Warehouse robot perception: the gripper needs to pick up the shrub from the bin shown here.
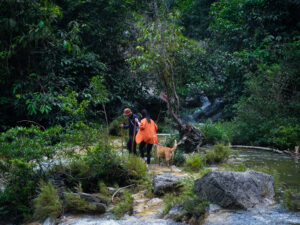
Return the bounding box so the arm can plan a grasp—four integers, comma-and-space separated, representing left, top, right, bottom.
184, 154, 203, 172
199, 121, 233, 145
283, 188, 300, 211
205, 144, 231, 164
0, 159, 39, 223
173, 149, 186, 166
112, 191, 133, 218
33, 182, 62, 220
109, 116, 128, 136
125, 155, 148, 183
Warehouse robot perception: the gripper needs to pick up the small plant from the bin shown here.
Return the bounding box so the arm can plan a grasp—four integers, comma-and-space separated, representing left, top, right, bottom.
222, 163, 247, 172
125, 155, 148, 183
205, 144, 231, 164
162, 178, 209, 219
109, 116, 128, 136
33, 181, 62, 220
173, 149, 186, 166
112, 191, 133, 218
283, 188, 300, 211
184, 154, 203, 172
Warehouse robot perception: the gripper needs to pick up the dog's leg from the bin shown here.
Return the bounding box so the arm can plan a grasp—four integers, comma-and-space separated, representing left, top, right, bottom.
157, 156, 160, 166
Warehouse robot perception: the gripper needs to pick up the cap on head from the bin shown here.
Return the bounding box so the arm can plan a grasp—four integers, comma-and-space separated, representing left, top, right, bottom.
123, 108, 132, 116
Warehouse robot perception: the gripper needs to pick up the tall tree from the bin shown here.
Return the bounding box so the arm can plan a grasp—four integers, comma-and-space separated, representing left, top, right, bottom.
128, 0, 205, 151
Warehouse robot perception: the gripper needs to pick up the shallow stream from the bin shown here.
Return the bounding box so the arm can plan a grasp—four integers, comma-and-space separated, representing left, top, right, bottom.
55, 148, 300, 225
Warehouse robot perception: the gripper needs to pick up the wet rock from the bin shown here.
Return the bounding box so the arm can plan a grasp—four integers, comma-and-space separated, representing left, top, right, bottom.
43, 217, 56, 225
163, 204, 184, 221
291, 193, 300, 211
78, 192, 108, 205
147, 198, 163, 207
153, 174, 183, 196
194, 170, 274, 209
64, 192, 106, 214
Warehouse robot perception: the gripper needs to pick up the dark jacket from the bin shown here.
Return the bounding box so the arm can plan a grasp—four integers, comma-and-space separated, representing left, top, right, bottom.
123, 113, 140, 137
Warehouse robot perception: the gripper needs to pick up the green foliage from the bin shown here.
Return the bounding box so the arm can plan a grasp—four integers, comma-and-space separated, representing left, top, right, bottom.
112, 191, 133, 218
125, 155, 148, 183
184, 154, 203, 172
0, 159, 39, 223
109, 116, 128, 136
33, 181, 62, 220
222, 163, 247, 172
0, 126, 58, 164
59, 87, 90, 122
283, 188, 300, 211
64, 192, 97, 213
173, 149, 186, 166
199, 121, 233, 144
205, 144, 231, 164
162, 178, 209, 218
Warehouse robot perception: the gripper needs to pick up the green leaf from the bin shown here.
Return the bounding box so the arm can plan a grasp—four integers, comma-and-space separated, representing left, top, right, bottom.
63, 40, 72, 52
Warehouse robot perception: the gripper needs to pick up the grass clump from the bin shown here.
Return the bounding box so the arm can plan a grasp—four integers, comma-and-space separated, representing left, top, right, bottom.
173, 149, 186, 166
205, 144, 231, 164
199, 121, 233, 145
283, 188, 300, 211
162, 178, 209, 220
184, 154, 203, 172
112, 191, 133, 218
125, 155, 148, 183
64, 192, 97, 213
33, 181, 62, 220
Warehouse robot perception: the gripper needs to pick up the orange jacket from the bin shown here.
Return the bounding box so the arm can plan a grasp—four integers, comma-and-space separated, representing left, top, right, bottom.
135, 118, 158, 144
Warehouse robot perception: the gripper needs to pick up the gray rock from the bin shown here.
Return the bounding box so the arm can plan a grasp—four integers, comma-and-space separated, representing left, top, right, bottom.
153, 174, 183, 195
163, 204, 184, 221
291, 193, 300, 211
194, 170, 274, 209
78, 192, 107, 205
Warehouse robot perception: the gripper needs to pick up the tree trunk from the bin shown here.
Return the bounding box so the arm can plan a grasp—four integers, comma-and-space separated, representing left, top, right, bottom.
154, 0, 205, 151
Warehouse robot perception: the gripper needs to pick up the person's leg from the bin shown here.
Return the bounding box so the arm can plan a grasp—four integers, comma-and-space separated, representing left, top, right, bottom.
146, 144, 153, 164
127, 137, 131, 152
139, 141, 146, 158
133, 140, 137, 155
127, 136, 136, 154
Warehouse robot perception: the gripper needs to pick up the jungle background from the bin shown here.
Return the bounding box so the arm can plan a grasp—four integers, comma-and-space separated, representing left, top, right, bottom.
0, 0, 300, 223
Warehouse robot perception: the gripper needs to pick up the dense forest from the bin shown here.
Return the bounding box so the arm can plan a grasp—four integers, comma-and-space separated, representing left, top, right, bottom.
0, 0, 300, 224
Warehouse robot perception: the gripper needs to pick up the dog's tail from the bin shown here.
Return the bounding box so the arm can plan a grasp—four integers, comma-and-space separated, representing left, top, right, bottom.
171, 140, 177, 151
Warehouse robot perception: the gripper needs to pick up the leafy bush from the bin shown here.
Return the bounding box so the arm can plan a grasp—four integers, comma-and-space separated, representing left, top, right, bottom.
173, 149, 186, 166
0, 159, 39, 223
109, 116, 128, 136
184, 154, 203, 172
125, 155, 148, 183
0, 126, 57, 163
112, 191, 133, 218
199, 121, 233, 145
205, 144, 231, 164
33, 182, 62, 220
283, 188, 300, 211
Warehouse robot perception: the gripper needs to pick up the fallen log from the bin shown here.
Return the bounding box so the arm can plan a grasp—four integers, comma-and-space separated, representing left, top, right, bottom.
231, 145, 297, 157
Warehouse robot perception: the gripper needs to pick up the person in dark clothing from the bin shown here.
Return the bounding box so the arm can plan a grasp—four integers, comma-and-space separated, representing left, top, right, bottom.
120, 108, 140, 154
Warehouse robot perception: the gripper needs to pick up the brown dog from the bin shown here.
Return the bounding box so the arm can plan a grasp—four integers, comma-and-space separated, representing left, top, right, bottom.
156, 140, 177, 168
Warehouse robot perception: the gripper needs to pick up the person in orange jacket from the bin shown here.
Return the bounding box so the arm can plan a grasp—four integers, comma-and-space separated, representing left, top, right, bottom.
135, 109, 158, 164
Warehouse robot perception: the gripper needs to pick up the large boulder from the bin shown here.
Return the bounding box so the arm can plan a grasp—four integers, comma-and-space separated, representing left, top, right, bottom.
153, 174, 183, 196
194, 170, 274, 209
